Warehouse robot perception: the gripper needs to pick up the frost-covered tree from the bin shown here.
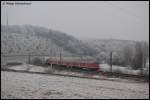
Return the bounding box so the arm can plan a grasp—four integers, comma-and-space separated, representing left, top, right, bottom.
131, 42, 143, 70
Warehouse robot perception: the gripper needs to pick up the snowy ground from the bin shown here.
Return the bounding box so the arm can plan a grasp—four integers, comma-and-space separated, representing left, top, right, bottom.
100, 64, 149, 75
1, 71, 149, 99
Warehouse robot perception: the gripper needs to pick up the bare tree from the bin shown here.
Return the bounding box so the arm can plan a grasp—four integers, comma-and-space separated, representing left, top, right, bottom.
131, 41, 149, 75
141, 42, 149, 69
123, 45, 134, 67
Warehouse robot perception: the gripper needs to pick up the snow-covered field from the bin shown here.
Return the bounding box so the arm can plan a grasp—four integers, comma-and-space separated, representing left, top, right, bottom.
1, 71, 149, 99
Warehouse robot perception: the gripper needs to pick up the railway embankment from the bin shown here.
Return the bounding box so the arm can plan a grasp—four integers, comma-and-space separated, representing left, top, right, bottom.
1, 64, 148, 83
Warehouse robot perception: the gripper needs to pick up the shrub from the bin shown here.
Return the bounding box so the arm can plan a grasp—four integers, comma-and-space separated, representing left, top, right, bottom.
113, 68, 122, 74
45, 67, 53, 73
6, 62, 23, 66
31, 57, 43, 66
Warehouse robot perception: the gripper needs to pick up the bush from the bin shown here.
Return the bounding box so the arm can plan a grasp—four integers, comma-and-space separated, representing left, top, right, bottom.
113, 68, 122, 74
6, 62, 23, 66
31, 57, 43, 66
45, 67, 53, 73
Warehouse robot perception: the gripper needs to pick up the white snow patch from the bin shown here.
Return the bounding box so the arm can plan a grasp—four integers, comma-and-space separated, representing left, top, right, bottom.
29, 66, 45, 72
8, 64, 29, 71
100, 64, 141, 75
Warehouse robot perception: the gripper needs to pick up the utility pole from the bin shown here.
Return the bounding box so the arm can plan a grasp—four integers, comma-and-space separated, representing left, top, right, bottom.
80, 55, 82, 63
28, 53, 31, 64
60, 48, 62, 64
110, 51, 113, 74
6, 3, 9, 28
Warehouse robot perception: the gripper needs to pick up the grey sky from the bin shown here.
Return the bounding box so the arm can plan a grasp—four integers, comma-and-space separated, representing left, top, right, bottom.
1, 1, 149, 41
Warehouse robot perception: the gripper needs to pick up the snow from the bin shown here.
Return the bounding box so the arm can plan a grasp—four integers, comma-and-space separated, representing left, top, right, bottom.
8, 64, 29, 71
29, 66, 45, 72
100, 64, 141, 75
1, 71, 149, 99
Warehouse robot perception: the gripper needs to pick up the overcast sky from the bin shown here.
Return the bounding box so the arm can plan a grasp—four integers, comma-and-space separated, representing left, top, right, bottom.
1, 1, 149, 41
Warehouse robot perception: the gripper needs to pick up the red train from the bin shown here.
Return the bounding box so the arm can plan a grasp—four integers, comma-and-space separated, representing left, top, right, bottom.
46, 57, 99, 71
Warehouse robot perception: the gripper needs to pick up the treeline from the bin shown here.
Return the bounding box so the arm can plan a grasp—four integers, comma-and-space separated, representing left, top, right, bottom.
1, 25, 96, 57
86, 39, 149, 70
1, 25, 149, 71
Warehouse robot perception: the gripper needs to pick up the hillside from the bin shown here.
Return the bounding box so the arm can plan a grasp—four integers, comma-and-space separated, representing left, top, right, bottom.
1, 25, 149, 68
1, 25, 96, 57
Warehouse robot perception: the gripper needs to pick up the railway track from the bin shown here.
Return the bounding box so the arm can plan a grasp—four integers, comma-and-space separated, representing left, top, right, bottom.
99, 71, 146, 79
50, 65, 147, 78
50, 65, 149, 82
1, 69, 109, 81
1, 64, 148, 82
